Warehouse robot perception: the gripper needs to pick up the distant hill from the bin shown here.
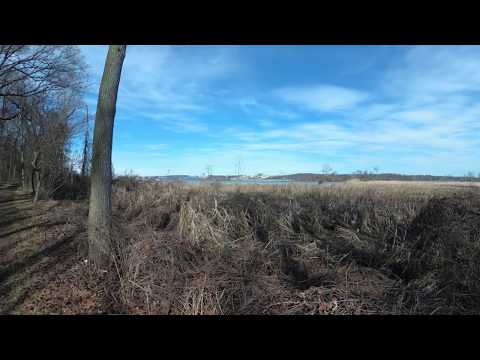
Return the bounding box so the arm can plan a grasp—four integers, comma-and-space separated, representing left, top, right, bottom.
142, 175, 201, 181
268, 173, 479, 182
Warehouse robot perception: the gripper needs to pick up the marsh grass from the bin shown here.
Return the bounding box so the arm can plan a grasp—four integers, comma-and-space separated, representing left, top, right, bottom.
106, 179, 480, 314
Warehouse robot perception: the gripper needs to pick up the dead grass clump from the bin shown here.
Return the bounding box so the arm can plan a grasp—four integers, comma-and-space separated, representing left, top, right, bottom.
114, 227, 284, 314
113, 174, 141, 192
179, 201, 250, 249
113, 182, 189, 229
391, 192, 480, 314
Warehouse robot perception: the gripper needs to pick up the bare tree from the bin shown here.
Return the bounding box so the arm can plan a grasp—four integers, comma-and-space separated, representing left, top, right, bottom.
466, 171, 475, 182
32, 150, 41, 202
1, 45, 87, 202
322, 164, 333, 175
88, 45, 127, 267
234, 157, 243, 177
205, 164, 213, 177
0, 45, 86, 121
80, 105, 91, 177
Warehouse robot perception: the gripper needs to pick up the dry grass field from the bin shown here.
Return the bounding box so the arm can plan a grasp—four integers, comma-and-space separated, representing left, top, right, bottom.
2, 179, 480, 314
102, 179, 480, 314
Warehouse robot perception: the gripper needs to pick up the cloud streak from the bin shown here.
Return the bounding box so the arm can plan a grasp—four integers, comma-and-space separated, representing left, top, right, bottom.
274, 85, 369, 112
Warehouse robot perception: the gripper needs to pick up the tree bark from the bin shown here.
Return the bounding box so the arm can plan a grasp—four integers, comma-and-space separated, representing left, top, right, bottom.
33, 171, 41, 202
7, 151, 13, 181
81, 106, 89, 178
20, 151, 25, 189
11, 161, 16, 182
9, 140, 17, 181
88, 45, 127, 268
31, 150, 40, 202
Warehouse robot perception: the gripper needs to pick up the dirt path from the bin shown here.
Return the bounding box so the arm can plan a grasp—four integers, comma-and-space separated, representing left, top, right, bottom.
0, 183, 39, 312
0, 183, 106, 314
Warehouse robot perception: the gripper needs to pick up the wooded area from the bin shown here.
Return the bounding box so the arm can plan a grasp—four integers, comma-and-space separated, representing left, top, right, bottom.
0, 45, 91, 201
0, 45, 129, 268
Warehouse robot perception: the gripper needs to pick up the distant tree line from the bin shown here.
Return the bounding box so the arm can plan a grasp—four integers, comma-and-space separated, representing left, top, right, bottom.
269, 172, 480, 182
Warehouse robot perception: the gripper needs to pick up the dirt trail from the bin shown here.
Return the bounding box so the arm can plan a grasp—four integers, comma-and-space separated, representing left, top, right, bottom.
0, 183, 104, 314
0, 183, 39, 312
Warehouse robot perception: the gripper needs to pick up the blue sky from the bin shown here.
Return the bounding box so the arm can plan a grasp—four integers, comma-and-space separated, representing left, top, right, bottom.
79, 45, 480, 176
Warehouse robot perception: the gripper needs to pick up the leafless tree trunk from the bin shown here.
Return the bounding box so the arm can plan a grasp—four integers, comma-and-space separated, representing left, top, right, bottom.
70, 162, 74, 185
10, 160, 16, 182
88, 45, 127, 267
32, 150, 41, 202
81, 105, 89, 177
20, 150, 25, 188
34, 172, 41, 202
8, 150, 14, 180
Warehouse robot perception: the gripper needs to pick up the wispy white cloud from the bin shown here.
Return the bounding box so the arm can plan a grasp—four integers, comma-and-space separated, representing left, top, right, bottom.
137, 112, 208, 133
274, 85, 369, 112
81, 45, 242, 132
384, 45, 480, 100
236, 97, 299, 119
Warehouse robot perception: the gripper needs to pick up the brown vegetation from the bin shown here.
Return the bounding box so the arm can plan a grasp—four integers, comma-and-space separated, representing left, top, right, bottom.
2, 179, 479, 314
101, 180, 480, 314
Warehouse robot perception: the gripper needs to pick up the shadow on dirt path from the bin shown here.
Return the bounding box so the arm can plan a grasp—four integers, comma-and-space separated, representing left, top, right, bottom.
0, 183, 98, 314
0, 183, 34, 247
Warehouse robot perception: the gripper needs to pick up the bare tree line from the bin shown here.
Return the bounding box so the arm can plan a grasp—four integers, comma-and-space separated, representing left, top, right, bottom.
0, 44, 129, 274
0, 45, 90, 201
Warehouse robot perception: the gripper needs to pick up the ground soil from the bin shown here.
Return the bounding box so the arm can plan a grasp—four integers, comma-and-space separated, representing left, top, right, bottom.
0, 183, 110, 314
